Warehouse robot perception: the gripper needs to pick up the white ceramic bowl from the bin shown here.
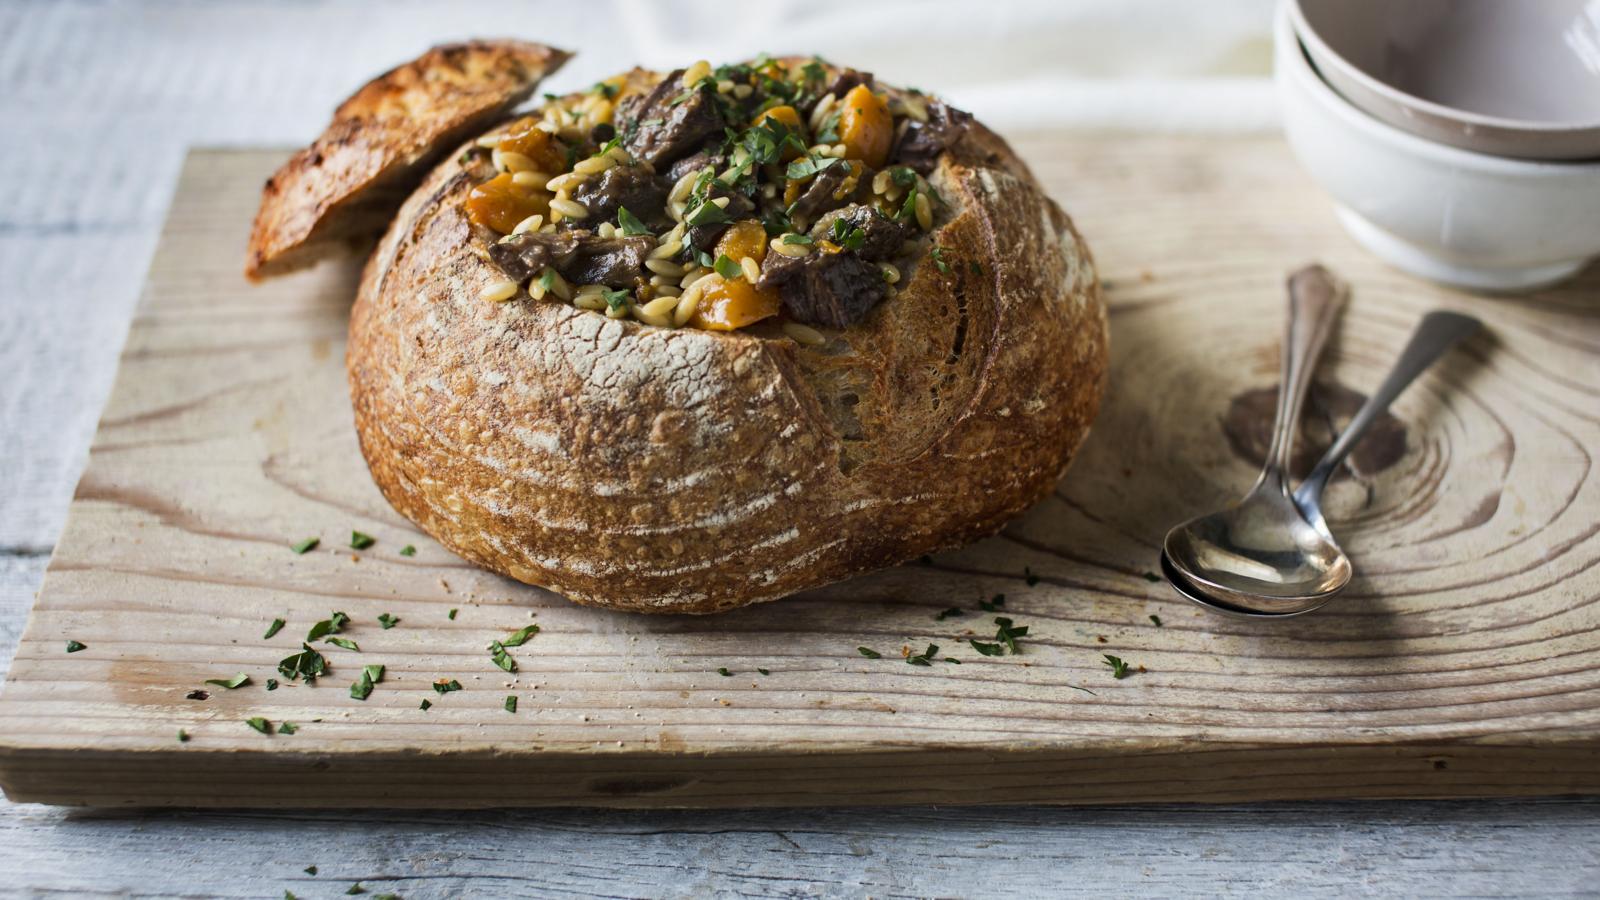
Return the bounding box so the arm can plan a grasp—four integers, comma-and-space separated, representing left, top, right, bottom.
1275, 1, 1600, 292
1292, 0, 1600, 160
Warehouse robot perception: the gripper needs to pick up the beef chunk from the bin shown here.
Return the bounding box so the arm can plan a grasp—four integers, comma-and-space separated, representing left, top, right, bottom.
810, 204, 914, 260
821, 68, 872, 99
573, 164, 669, 228
891, 100, 974, 173
487, 231, 582, 282
665, 148, 725, 185
619, 69, 725, 168
763, 252, 889, 329
788, 161, 855, 224
564, 235, 654, 287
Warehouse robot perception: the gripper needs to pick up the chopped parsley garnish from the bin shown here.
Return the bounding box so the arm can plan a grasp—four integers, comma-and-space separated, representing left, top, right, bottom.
291, 537, 319, 554
536, 269, 557, 294
717, 667, 733, 677
448, 608, 458, 620
592, 80, 619, 98
785, 153, 840, 181
279, 721, 298, 735
935, 607, 964, 621
278, 643, 328, 682
488, 641, 516, 673
685, 199, 732, 227
504, 695, 518, 713
741, 117, 806, 168
305, 866, 318, 876
814, 110, 842, 144
264, 618, 286, 639
930, 246, 951, 274
349, 531, 376, 550
350, 664, 383, 701
889, 166, 918, 189
432, 679, 463, 695
378, 613, 400, 629
616, 205, 650, 236
978, 594, 1006, 612
266, 679, 279, 691
306, 611, 350, 642
757, 668, 771, 676
1149, 614, 1163, 627
1104, 654, 1131, 679
1143, 571, 1162, 583
324, 636, 360, 652
857, 647, 882, 659
829, 217, 865, 251
502, 624, 539, 647
419, 699, 432, 711
969, 640, 1004, 656
713, 254, 742, 280
897, 187, 920, 223
65, 640, 86, 653
905, 644, 940, 666
177, 729, 189, 743
246, 717, 272, 735
204, 673, 251, 689
346, 885, 366, 896
994, 617, 1029, 654
602, 288, 631, 312
780, 233, 814, 245
399, 545, 416, 557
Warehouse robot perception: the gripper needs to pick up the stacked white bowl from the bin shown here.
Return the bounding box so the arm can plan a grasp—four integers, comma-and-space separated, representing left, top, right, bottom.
1277, 0, 1600, 292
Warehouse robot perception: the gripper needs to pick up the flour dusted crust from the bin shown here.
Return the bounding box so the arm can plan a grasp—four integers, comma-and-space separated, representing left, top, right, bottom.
245, 40, 570, 280
344, 66, 1108, 613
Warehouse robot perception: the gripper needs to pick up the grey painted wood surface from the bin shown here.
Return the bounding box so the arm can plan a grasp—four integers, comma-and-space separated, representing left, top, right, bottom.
0, 1, 1594, 896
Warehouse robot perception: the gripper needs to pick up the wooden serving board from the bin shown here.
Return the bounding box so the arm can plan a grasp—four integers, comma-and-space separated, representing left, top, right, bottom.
1, 138, 1598, 808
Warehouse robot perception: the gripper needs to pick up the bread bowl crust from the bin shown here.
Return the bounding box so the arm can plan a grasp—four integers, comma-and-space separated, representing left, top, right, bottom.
245, 40, 570, 280
346, 67, 1108, 613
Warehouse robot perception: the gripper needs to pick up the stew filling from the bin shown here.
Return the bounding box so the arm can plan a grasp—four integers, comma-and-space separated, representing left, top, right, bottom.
463, 56, 972, 338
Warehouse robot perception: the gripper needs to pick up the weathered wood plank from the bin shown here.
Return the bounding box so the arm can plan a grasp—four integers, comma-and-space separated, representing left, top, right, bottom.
0, 140, 1596, 808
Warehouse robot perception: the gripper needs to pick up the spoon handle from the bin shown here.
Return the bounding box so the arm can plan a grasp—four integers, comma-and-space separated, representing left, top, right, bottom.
1294, 310, 1482, 508
1261, 265, 1348, 493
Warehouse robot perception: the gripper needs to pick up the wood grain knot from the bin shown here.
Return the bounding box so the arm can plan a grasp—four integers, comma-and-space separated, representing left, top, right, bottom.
1222, 382, 1407, 479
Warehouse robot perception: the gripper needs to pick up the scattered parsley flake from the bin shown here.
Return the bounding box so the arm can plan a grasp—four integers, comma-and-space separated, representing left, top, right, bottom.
685, 199, 732, 227
346, 885, 366, 896
177, 729, 189, 743
504, 695, 518, 713
1149, 614, 1163, 627
488, 641, 516, 673
501, 624, 540, 647
65, 640, 86, 653
1143, 571, 1162, 583
264, 618, 286, 639
616, 205, 650, 236
602, 289, 631, 313
906, 644, 940, 666
829, 217, 865, 251
350, 664, 383, 701
537, 269, 557, 293
785, 153, 840, 181
717, 667, 733, 677
306, 611, 350, 642
349, 531, 376, 550
324, 636, 360, 652
969, 640, 1004, 657
994, 617, 1029, 654
935, 607, 964, 621
246, 717, 272, 735
448, 609, 458, 620
291, 537, 319, 554
204, 673, 251, 689
781, 233, 814, 245
279, 721, 298, 735
592, 80, 619, 98
378, 613, 400, 629
978, 594, 1006, 612
713, 253, 742, 280
419, 699, 432, 711
278, 643, 328, 682
433, 679, 463, 695
857, 647, 882, 659
266, 679, 279, 691
757, 668, 771, 676
1104, 654, 1131, 679
930, 246, 951, 274
305, 866, 318, 876
399, 545, 416, 557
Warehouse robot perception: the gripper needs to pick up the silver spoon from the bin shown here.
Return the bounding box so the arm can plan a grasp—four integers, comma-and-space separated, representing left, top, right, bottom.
1162, 264, 1348, 616
1164, 307, 1483, 618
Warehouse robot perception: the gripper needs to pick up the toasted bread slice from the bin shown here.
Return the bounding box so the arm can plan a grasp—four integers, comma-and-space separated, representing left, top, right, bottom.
245, 40, 570, 280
